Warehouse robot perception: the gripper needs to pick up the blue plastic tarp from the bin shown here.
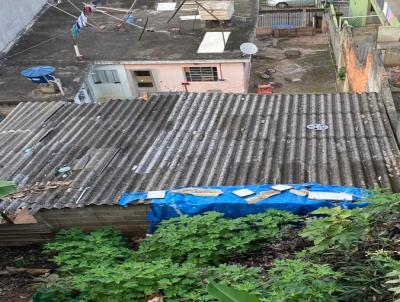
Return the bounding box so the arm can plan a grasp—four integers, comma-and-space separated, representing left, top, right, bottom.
119, 183, 369, 231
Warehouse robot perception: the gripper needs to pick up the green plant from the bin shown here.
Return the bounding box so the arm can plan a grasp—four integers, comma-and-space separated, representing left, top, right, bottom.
13, 255, 34, 268
41, 224, 269, 302
336, 255, 394, 301
369, 250, 400, 301
44, 227, 132, 273
135, 210, 298, 264
207, 281, 262, 302
265, 259, 341, 302
300, 207, 369, 254
73, 260, 265, 302
33, 274, 79, 302
338, 67, 346, 81
0, 180, 16, 197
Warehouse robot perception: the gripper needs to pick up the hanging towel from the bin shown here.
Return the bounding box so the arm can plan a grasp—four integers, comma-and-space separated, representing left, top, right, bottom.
83, 5, 92, 15
77, 12, 87, 27
71, 23, 80, 37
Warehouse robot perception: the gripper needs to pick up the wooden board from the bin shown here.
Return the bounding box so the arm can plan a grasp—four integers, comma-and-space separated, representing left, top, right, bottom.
246, 190, 281, 204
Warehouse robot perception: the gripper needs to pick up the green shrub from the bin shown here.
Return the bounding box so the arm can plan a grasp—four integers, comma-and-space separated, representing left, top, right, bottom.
44, 227, 132, 273
32, 275, 79, 302
73, 260, 265, 302
300, 207, 369, 254
135, 211, 298, 265
338, 67, 346, 81
265, 259, 341, 302
337, 257, 392, 301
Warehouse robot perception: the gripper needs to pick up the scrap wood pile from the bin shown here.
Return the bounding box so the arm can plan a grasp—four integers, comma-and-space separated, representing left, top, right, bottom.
1, 181, 72, 200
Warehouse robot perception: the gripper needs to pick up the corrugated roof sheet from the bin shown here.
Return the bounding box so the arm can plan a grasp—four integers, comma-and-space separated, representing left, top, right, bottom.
0, 92, 400, 213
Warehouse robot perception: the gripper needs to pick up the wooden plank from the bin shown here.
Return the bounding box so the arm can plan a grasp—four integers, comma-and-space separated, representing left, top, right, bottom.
0, 223, 54, 246
246, 190, 281, 204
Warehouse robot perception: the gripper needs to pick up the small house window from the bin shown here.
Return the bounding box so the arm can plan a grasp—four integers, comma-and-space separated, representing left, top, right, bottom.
134, 70, 154, 88
91, 70, 120, 84
184, 67, 218, 82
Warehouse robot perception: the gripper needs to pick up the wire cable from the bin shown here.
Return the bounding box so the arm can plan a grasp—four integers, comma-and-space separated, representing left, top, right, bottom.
0, 32, 67, 62
46, 1, 98, 28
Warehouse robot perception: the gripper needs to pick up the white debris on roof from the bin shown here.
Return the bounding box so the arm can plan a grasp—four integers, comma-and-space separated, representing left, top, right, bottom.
156, 2, 176, 11
147, 190, 167, 199
197, 32, 231, 53
308, 192, 353, 201
232, 188, 255, 197
180, 15, 201, 20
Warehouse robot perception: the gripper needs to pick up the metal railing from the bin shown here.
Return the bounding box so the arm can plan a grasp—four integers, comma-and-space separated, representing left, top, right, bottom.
339, 15, 380, 28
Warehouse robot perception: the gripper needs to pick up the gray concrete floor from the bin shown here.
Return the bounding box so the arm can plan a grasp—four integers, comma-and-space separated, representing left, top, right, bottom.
249, 33, 338, 94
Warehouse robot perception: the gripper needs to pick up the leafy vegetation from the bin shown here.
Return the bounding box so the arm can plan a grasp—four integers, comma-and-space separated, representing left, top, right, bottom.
265, 259, 340, 302
135, 210, 298, 264
338, 67, 346, 81
40, 211, 296, 302
35, 191, 400, 302
207, 281, 262, 302
0, 180, 16, 197
300, 207, 369, 253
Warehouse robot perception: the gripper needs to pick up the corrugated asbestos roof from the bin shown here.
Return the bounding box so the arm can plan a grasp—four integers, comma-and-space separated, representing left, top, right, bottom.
0, 92, 400, 213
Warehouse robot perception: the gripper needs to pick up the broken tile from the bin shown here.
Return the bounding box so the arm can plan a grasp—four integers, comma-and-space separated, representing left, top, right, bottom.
232, 188, 255, 197
246, 190, 281, 204
272, 184, 293, 191
147, 191, 166, 199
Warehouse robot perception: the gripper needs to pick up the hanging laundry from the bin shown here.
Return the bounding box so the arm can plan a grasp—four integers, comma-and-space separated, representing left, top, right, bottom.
77, 12, 87, 28
71, 23, 80, 37
83, 5, 92, 15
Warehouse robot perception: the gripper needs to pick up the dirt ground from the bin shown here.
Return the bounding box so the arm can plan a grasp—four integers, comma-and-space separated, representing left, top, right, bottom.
249, 34, 338, 94
0, 245, 52, 302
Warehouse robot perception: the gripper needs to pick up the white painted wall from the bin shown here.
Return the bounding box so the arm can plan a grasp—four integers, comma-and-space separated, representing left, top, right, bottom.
0, 0, 46, 52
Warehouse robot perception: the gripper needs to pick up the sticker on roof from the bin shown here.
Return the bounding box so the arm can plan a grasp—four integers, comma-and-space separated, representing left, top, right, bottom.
156, 2, 176, 11
197, 32, 231, 53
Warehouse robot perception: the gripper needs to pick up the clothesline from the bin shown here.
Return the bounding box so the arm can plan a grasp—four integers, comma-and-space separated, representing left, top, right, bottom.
46, 2, 98, 29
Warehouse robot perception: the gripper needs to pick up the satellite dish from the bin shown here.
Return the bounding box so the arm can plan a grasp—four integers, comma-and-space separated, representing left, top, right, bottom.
240, 42, 258, 55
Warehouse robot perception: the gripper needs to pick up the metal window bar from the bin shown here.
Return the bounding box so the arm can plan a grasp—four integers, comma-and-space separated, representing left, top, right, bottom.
185, 67, 218, 82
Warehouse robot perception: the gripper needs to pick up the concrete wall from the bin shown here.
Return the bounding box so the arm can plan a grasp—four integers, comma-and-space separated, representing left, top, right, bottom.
325, 12, 343, 67
341, 27, 384, 93
124, 62, 249, 95
34, 204, 151, 237
349, 0, 371, 24
377, 26, 400, 67
0, 103, 17, 117
87, 65, 133, 102
0, 0, 46, 52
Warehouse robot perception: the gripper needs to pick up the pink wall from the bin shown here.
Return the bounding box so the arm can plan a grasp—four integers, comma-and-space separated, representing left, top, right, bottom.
124, 62, 250, 95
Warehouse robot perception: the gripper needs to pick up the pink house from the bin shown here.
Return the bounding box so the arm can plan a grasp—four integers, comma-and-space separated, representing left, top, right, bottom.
79, 0, 257, 102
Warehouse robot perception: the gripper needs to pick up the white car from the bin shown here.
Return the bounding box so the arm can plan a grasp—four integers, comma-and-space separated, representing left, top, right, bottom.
267, 0, 316, 8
